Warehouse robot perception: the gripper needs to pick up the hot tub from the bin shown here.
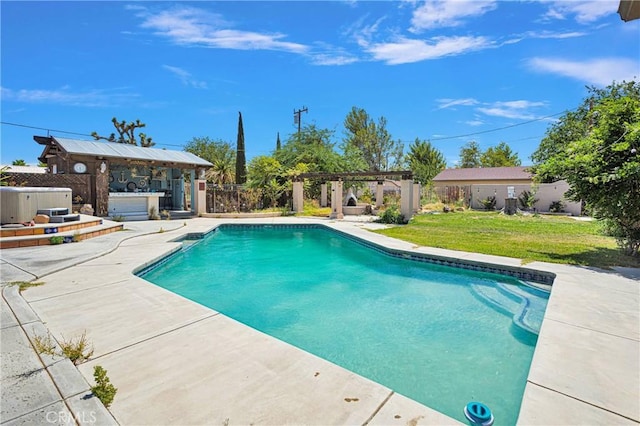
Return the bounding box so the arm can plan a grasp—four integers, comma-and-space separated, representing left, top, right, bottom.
1, 187, 72, 224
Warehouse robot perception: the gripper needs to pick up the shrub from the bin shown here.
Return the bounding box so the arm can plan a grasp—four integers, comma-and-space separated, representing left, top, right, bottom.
549, 201, 564, 213
49, 236, 64, 245
91, 366, 117, 408
358, 188, 373, 204
377, 205, 406, 224
518, 190, 539, 210
479, 196, 496, 211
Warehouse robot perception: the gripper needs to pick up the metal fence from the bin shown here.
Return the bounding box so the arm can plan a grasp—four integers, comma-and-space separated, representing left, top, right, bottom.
205, 184, 277, 213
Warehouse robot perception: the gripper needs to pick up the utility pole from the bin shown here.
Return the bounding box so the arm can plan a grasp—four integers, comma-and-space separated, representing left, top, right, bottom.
293, 106, 308, 135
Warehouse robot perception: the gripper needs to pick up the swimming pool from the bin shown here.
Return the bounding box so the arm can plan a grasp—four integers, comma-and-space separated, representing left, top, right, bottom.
140, 224, 550, 425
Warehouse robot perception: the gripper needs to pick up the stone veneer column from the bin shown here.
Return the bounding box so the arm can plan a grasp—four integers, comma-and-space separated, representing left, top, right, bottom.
329, 180, 344, 219
375, 181, 384, 208
95, 160, 109, 217
413, 182, 421, 213
292, 181, 304, 213
400, 179, 414, 221
320, 183, 328, 207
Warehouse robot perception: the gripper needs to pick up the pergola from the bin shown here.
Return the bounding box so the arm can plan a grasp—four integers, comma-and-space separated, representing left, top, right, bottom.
292, 170, 417, 220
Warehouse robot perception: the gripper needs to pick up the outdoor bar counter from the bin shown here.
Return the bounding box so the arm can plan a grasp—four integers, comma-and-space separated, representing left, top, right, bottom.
108, 192, 165, 220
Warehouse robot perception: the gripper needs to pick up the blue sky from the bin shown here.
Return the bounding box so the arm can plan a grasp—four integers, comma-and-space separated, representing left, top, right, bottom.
1, 1, 638, 168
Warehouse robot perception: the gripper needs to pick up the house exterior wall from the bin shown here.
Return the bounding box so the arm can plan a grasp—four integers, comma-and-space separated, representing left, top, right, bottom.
470, 181, 582, 215
434, 178, 532, 187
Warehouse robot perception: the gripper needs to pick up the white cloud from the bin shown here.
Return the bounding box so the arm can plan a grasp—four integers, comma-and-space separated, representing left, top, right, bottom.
477, 100, 547, 120
541, 0, 618, 24
410, 0, 498, 31
524, 30, 586, 40
366, 35, 493, 64
528, 57, 639, 86
138, 6, 308, 54
0, 86, 139, 107
436, 98, 479, 109
162, 65, 208, 89
311, 54, 359, 66
465, 120, 484, 126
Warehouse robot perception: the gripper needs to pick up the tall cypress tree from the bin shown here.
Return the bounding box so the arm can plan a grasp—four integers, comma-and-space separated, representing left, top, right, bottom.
276, 132, 281, 151
235, 111, 246, 184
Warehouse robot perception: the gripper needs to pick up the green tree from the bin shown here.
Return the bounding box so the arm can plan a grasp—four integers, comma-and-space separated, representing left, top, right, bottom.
235, 112, 247, 184
531, 105, 591, 178
406, 139, 446, 185
458, 141, 482, 168
11, 159, 26, 166
92, 117, 154, 147
275, 124, 342, 173
276, 132, 281, 151
480, 142, 521, 167
533, 81, 640, 256
458, 141, 521, 168
246, 156, 284, 207
184, 137, 236, 185
342, 107, 404, 171
275, 124, 346, 199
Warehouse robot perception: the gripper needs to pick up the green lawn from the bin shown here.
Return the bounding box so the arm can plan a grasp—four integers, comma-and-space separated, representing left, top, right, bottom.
374, 211, 640, 269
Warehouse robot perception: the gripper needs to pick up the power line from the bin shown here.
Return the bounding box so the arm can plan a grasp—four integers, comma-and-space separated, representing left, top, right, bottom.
429, 110, 567, 142
1, 121, 92, 138
0, 121, 186, 148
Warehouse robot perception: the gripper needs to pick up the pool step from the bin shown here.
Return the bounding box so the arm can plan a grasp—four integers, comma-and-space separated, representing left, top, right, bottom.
498, 283, 549, 335
470, 282, 549, 335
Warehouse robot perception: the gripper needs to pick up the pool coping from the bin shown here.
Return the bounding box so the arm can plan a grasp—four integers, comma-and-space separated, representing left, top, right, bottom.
2, 217, 638, 425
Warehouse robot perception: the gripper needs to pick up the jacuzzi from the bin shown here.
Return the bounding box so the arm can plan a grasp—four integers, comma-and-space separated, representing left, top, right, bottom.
0, 187, 72, 224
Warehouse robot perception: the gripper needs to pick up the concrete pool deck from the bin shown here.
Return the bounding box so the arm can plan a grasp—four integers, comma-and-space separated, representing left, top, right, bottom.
1, 217, 638, 425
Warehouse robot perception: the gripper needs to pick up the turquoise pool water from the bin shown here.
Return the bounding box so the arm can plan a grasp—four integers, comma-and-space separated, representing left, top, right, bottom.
140, 225, 549, 425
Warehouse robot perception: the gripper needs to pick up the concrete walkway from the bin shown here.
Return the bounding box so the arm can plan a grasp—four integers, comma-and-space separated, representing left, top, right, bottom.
1, 217, 638, 425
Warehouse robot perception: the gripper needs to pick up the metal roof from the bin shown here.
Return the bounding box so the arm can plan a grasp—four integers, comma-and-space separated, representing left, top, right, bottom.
48, 137, 212, 167
619, 0, 640, 21
0, 165, 47, 174
433, 166, 532, 182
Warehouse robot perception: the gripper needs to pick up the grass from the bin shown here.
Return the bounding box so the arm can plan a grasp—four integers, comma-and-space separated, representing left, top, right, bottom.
296, 200, 332, 217
374, 211, 640, 269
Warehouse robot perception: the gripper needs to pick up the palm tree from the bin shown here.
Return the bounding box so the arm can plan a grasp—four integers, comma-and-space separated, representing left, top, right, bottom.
206, 155, 235, 185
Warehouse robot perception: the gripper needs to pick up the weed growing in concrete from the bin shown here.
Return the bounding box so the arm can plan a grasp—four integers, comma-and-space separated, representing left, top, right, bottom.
158, 227, 165, 233
91, 365, 117, 408
59, 331, 94, 365
148, 206, 160, 220
32, 332, 57, 356
9, 281, 44, 292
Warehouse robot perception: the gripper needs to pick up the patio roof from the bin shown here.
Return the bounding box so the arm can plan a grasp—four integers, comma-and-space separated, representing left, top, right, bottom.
618, 0, 640, 21
35, 136, 212, 167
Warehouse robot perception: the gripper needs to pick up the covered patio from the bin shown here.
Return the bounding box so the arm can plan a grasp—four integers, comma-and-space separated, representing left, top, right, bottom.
35, 136, 212, 220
